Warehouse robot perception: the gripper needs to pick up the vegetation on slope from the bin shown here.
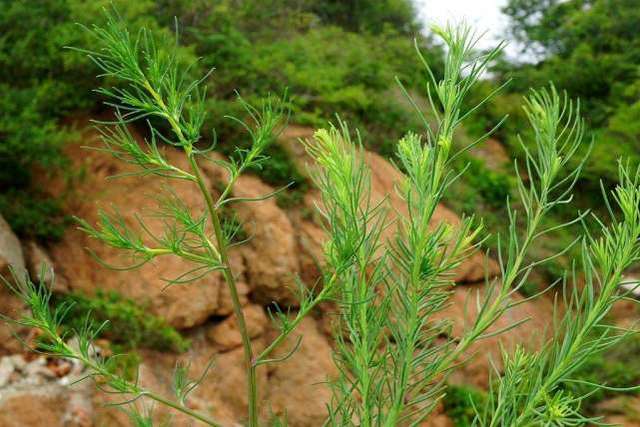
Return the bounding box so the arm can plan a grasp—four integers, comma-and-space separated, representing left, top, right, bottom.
2, 0, 640, 420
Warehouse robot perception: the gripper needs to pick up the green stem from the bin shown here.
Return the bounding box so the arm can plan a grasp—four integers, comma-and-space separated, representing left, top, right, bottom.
255, 275, 335, 364
357, 256, 373, 427
384, 306, 417, 427
436, 201, 545, 378
55, 337, 222, 427
187, 153, 259, 427
144, 391, 221, 426
510, 268, 624, 426
141, 78, 258, 425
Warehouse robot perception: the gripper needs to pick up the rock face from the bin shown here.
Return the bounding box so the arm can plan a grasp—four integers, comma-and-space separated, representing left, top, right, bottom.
0, 214, 26, 279
266, 318, 337, 427
47, 127, 225, 329
0, 351, 94, 427
23, 240, 70, 292
0, 383, 93, 427
229, 174, 300, 305
207, 304, 268, 351
46, 123, 501, 330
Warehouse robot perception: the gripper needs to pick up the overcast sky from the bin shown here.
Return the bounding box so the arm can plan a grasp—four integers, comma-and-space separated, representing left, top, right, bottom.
413, 0, 515, 55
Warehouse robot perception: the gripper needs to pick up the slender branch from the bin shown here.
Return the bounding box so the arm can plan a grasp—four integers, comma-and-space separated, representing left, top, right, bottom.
141, 74, 259, 426
52, 336, 222, 427
255, 274, 337, 364
186, 153, 259, 427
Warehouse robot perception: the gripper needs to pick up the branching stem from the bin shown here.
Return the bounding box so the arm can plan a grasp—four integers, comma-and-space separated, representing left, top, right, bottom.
51, 334, 222, 426
187, 153, 259, 427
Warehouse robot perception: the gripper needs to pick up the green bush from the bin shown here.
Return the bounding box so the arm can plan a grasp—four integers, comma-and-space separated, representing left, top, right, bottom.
54, 290, 190, 353
443, 385, 488, 427
0, 0, 197, 240
458, 156, 512, 209
0, 190, 70, 241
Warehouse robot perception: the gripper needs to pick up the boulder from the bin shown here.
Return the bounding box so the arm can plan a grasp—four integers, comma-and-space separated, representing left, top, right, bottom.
0, 214, 26, 279
214, 279, 250, 317
0, 382, 93, 427
200, 154, 302, 305
231, 175, 300, 305
207, 304, 268, 351
266, 317, 337, 426
23, 240, 70, 292
47, 127, 227, 329
0, 214, 28, 354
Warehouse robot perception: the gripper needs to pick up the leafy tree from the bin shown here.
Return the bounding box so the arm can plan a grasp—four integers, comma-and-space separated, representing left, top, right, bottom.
502, 0, 640, 128
0, 0, 195, 239
309, 0, 419, 34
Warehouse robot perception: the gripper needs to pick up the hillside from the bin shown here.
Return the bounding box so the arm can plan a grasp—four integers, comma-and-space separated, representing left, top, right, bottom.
1, 1, 640, 425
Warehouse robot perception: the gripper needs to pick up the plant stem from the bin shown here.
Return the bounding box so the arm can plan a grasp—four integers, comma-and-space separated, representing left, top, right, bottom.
145, 390, 221, 426
255, 275, 335, 364
357, 254, 373, 427
142, 76, 258, 424
54, 337, 222, 427
509, 268, 624, 426
436, 202, 545, 378
187, 153, 259, 427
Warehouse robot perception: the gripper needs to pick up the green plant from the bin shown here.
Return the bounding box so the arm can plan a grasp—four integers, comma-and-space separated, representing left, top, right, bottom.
477, 162, 640, 425
53, 290, 190, 352
307, 24, 586, 424
3, 15, 640, 427
216, 135, 310, 209
69, 10, 336, 426
307, 24, 639, 426
218, 205, 249, 244
563, 331, 640, 412
0, 0, 198, 241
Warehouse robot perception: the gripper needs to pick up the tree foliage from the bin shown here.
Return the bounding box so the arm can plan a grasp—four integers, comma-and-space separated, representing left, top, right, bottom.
497, 0, 640, 192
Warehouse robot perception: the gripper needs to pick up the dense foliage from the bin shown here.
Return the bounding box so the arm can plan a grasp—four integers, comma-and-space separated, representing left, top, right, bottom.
0, 0, 189, 239
53, 290, 190, 352
0, 0, 440, 239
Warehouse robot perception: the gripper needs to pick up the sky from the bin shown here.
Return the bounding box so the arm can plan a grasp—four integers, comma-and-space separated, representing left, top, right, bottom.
413, 0, 516, 55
